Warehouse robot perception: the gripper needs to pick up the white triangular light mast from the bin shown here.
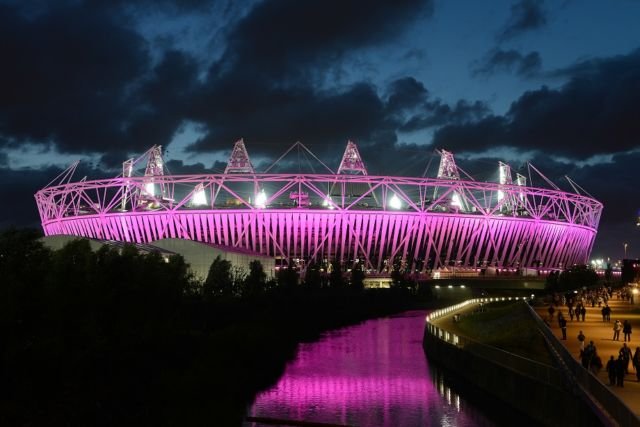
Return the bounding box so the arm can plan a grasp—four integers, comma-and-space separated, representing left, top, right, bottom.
497, 161, 513, 211
337, 140, 368, 175
436, 149, 460, 180
142, 145, 165, 199
225, 139, 255, 174
435, 149, 466, 211
515, 173, 527, 207
121, 158, 134, 211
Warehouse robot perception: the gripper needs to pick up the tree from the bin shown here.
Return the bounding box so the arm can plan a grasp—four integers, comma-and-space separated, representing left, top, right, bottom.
390, 257, 404, 287
243, 260, 267, 296
304, 262, 322, 289
558, 265, 599, 291
203, 255, 233, 299
605, 263, 613, 282
350, 264, 365, 290
621, 260, 639, 284
329, 260, 344, 288
545, 270, 560, 291
277, 264, 298, 290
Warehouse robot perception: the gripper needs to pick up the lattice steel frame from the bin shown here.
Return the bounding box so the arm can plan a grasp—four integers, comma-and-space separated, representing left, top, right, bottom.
35, 171, 602, 272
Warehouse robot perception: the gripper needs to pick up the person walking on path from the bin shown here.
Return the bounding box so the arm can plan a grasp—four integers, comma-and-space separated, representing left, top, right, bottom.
581, 306, 587, 322
560, 315, 567, 340
583, 341, 596, 369
557, 311, 564, 328
623, 320, 632, 342
605, 305, 611, 322
547, 304, 555, 322
613, 320, 622, 341
621, 343, 632, 374
577, 330, 586, 354
616, 355, 626, 387
607, 356, 617, 385
633, 347, 640, 382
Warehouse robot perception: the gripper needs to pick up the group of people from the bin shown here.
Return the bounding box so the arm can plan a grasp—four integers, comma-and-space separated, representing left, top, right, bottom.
612, 319, 632, 341
548, 285, 640, 389
580, 339, 602, 374
605, 343, 640, 387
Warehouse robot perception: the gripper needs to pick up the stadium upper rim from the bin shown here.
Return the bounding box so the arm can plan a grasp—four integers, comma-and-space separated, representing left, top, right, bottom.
34, 140, 602, 272
35, 140, 602, 228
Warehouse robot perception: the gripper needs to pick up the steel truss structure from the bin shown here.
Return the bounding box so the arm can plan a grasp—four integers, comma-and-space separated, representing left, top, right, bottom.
35, 142, 602, 273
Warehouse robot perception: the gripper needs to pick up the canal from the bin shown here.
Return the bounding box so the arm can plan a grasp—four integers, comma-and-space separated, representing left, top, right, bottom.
244, 310, 525, 426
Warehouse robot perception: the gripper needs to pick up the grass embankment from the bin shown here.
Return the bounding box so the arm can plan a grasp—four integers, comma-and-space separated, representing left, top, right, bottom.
455, 301, 553, 365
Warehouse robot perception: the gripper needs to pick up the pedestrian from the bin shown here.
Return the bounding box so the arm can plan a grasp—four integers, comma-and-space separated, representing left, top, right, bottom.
634, 347, 640, 382
583, 341, 596, 369
557, 311, 564, 328
606, 356, 616, 385
621, 343, 632, 374
581, 306, 586, 321
616, 355, 626, 387
548, 304, 555, 322
605, 305, 611, 322
624, 320, 632, 342
613, 320, 622, 341
577, 330, 586, 354
560, 315, 567, 340
601, 306, 607, 322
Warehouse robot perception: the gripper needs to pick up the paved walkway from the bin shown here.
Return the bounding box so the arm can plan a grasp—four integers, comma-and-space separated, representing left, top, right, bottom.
535, 297, 640, 415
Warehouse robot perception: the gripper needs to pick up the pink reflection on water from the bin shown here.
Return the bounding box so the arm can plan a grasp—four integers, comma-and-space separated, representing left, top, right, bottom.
246, 311, 495, 427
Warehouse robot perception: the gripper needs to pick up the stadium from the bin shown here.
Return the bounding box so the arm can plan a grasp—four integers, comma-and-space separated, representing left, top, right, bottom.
35, 140, 602, 277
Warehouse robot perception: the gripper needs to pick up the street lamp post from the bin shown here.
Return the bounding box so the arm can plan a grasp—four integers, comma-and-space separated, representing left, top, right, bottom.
624, 242, 628, 259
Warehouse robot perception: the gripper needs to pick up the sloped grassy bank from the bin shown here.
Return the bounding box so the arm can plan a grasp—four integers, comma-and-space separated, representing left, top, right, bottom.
424, 301, 603, 427
454, 301, 553, 364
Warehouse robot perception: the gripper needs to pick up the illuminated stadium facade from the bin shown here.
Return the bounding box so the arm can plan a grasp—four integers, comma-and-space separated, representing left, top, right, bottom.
35, 140, 602, 274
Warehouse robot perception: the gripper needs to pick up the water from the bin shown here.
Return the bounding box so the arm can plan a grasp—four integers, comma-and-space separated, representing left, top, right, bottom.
244, 310, 504, 427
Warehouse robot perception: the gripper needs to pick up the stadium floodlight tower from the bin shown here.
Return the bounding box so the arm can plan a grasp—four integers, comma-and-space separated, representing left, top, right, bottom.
435, 149, 468, 212
142, 145, 165, 200
224, 139, 255, 174
337, 140, 368, 175
119, 145, 169, 211
498, 161, 513, 212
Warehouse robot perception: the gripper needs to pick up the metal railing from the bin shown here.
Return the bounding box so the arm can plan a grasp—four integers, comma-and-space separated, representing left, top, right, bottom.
425, 298, 560, 387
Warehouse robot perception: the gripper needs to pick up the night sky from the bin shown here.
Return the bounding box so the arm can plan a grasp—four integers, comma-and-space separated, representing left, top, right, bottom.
2, 0, 639, 261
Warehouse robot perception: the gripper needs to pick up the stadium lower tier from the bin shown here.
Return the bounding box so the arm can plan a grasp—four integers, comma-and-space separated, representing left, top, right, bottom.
42, 209, 596, 272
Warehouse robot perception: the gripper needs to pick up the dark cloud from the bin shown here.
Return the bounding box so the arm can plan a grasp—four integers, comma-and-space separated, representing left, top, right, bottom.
0, 0, 219, 157
0, 2, 150, 153
215, 0, 433, 81
187, 0, 435, 155
472, 49, 542, 77
498, 0, 547, 41
401, 100, 491, 132
0, 0, 435, 162
386, 77, 429, 112
434, 48, 640, 159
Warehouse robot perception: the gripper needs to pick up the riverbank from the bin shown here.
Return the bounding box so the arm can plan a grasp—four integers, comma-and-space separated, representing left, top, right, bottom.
3, 285, 434, 426
424, 299, 606, 427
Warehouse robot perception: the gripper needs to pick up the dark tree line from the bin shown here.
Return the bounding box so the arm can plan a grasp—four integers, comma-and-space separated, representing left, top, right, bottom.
545, 264, 600, 291
0, 228, 390, 426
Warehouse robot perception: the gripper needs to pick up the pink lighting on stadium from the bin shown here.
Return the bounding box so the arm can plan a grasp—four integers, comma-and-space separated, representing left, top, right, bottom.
34, 140, 602, 272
